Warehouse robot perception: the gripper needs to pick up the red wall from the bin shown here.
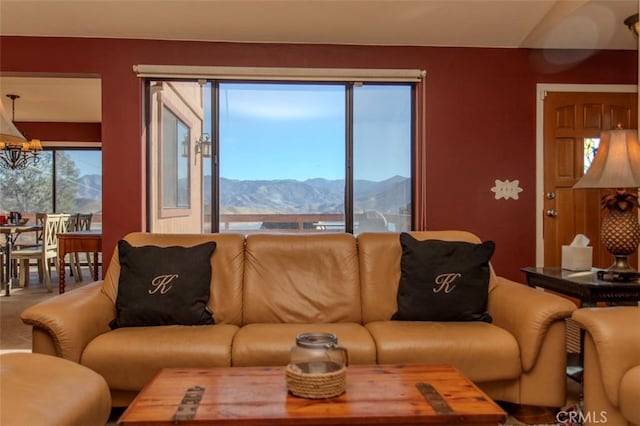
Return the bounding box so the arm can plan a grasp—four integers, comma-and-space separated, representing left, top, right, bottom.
17, 122, 101, 142
1, 36, 636, 281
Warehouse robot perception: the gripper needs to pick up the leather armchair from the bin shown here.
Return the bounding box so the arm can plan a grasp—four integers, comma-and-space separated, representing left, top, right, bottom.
572, 306, 640, 426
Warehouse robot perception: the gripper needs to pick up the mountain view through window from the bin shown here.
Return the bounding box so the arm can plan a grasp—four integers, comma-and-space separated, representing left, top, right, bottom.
214, 82, 412, 233
152, 80, 413, 234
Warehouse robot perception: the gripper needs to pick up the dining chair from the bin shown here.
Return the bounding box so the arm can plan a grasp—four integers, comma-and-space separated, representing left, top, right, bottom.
70, 213, 94, 281
0, 247, 5, 284
33, 212, 46, 243
58, 213, 81, 281
11, 214, 63, 292
12, 213, 46, 248
58, 213, 73, 234
9, 213, 46, 278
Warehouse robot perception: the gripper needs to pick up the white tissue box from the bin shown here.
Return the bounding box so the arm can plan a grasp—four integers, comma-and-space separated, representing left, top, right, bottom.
561, 246, 593, 271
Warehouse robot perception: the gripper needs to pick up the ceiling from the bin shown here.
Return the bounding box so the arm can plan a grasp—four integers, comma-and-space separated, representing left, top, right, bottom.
1, 0, 638, 49
0, 0, 638, 123
0, 77, 101, 123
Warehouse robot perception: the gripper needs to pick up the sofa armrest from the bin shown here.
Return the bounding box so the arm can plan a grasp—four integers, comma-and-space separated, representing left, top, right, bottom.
20, 282, 115, 363
572, 307, 640, 406
488, 276, 576, 372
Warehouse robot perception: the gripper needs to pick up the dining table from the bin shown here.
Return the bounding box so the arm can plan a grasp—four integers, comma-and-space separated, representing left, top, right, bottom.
0, 224, 43, 296
57, 230, 102, 294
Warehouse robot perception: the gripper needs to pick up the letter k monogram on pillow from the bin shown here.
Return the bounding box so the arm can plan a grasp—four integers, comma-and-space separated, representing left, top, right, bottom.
433, 273, 461, 293
149, 274, 179, 295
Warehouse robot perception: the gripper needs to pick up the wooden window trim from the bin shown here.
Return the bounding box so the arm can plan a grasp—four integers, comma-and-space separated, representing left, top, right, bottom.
158, 93, 192, 219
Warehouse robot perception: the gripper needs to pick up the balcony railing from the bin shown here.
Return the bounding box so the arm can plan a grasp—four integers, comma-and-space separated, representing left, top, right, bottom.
215, 212, 410, 233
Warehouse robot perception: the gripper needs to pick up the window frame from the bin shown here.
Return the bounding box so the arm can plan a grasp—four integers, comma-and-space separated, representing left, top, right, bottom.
142, 69, 424, 233
210, 79, 415, 234
158, 95, 193, 218
0, 144, 102, 216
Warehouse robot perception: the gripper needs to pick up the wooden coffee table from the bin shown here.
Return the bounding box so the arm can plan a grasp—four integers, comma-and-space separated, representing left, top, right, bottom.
118, 364, 506, 425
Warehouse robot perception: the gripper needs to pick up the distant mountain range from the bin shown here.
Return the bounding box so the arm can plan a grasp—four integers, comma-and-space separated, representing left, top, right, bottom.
206, 175, 411, 214
76, 174, 102, 212
72, 174, 411, 215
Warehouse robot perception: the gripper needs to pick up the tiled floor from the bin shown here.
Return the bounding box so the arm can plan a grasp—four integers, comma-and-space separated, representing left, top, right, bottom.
1, 267, 579, 425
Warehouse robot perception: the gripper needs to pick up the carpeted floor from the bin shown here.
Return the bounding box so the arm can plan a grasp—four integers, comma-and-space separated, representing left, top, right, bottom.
0, 268, 91, 354
1, 268, 580, 425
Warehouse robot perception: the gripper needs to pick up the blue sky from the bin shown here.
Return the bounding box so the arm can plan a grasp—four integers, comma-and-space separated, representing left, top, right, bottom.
68, 150, 101, 176
205, 82, 411, 182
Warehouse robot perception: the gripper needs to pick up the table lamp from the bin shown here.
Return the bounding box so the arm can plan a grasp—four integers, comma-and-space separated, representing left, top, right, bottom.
573, 127, 640, 281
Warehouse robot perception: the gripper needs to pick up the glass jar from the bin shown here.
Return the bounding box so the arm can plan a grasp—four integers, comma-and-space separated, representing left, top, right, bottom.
289, 332, 348, 374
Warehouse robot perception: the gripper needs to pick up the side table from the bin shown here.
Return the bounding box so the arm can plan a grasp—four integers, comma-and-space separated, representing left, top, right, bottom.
58, 230, 102, 294
521, 266, 640, 381
521, 267, 640, 307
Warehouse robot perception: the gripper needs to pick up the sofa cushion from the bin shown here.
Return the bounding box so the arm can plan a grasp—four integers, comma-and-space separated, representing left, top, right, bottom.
366, 321, 520, 382
102, 233, 246, 326
242, 234, 361, 324
110, 240, 216, 328
232, 323, 376, 367
81, 324, 239, 390
358, 231, 500, 324
392, 233, 494, 322
620, 365, 640, 425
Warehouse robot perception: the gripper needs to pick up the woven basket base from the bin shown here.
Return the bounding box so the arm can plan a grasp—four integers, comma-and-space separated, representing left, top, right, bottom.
286, 364, 346, 399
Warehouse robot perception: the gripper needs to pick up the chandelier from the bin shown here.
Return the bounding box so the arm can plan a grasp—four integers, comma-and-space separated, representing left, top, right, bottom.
625, 13, 639, 38
0, 94, 42, 170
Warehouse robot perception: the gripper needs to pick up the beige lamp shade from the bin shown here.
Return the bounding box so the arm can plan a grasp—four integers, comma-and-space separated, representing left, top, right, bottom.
573, 129, 640, 189
0, 101, 27, 144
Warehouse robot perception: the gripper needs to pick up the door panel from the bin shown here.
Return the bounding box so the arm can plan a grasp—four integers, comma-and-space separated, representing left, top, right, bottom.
148, 81, 205, 233
543, 92, 638, 269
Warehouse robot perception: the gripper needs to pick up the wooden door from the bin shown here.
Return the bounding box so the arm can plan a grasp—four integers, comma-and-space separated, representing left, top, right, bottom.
148, 81, 205, 233
543, 92, 638, 269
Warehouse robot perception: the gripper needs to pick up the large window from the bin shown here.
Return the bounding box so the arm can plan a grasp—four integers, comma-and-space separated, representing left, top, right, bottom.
216, 82, 412, 234
353, 85, 412, 233
0, 148, 102, 229
147, 77, 414, 235
219, 83, 346, 231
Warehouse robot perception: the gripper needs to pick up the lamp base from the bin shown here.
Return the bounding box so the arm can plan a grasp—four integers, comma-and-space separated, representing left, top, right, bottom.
598, 255, 639, 282
597, 269, 640, 283
607, 255, 636, 274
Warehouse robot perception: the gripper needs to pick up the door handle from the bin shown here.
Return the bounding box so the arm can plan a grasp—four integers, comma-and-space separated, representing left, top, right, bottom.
546, 209, 558, 217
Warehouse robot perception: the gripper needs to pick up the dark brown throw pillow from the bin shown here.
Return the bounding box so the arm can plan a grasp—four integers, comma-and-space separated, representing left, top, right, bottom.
391, 233, 494, 322
110, 240, 216, 329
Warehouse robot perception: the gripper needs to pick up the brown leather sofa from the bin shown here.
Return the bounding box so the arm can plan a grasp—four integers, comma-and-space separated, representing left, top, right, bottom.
21, 231, 575, 408
572, 307, 640, 426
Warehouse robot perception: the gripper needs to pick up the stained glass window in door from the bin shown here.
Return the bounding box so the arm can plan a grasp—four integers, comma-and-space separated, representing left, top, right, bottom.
583, 137, 600, 173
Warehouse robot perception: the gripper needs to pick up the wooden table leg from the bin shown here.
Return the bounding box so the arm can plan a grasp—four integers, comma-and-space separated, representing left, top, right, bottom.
59, 256, 66, 294
93, 252, 98, 281
3, 234, 12, 296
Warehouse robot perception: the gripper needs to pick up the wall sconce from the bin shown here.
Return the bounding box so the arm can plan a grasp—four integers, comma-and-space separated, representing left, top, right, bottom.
181, 133, 212, 159
181, 135, 190, 158
195, 133, 212, 158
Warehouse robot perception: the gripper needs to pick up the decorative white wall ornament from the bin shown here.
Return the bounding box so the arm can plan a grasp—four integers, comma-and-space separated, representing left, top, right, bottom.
491, 179, 523, 200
